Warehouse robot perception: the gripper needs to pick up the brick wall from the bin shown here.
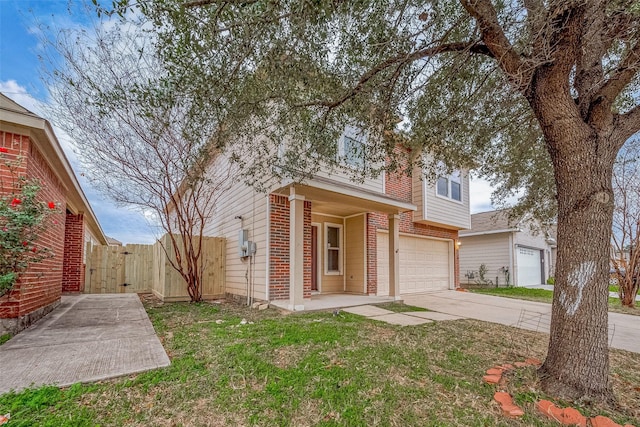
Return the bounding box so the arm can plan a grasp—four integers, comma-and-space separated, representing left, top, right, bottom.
62, 213, 85, 292
269, 195, 290, 300
303, 200, 312, 299
268, 194, 312, 301
0, 131, 66, 319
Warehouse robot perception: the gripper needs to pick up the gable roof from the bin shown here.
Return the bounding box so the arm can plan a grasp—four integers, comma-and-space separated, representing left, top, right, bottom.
0, 93, 108, 245
0, 94, 40, 117
459, 209, 520, 236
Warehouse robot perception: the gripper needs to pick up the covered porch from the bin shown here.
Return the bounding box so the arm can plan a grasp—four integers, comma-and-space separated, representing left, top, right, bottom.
272, 177, 415, 311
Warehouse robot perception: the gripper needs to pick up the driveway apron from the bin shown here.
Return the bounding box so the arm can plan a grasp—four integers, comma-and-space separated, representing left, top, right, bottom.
403, 290, 640, 354
0, 294, 170, 394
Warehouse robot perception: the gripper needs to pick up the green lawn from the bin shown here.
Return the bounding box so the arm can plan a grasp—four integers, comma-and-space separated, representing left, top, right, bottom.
471, 287, 639, 316
376, 302, 428, 313
1, 299, 638, 426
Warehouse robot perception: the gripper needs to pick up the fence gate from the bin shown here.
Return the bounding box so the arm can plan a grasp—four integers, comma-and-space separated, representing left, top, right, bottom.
84, 235, 226, 300
85, 244, 127, 293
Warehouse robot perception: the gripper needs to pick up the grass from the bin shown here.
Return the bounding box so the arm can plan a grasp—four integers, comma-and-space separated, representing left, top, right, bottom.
376, 302, 428, 313
1, 298, 638, 426
471, 287, 639, 316
0, 333, 11, 345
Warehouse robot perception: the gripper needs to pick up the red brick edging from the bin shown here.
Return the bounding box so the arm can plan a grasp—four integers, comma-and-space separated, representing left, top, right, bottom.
483, 359, 636, 427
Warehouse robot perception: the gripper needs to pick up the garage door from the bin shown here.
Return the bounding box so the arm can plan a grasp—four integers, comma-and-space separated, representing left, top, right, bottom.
377, 232, 451, 295
516, 246, 543, 286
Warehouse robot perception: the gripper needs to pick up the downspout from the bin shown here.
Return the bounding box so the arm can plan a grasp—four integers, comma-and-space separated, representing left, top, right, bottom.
509, 232, 514, 286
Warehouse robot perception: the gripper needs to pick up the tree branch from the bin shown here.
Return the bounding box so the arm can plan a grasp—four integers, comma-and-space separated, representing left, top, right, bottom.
184, 0, 259, 7
459, 0, 528, 92
575, 2, 606, 120
297, 41, 493, 109
523, 0, 547, 56
613, 104, 640, 144
594, 39, 640, 106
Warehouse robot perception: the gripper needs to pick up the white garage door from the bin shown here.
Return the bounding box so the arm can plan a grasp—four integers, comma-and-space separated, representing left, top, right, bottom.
516, 246, 543, 286
377, 232, 451, 295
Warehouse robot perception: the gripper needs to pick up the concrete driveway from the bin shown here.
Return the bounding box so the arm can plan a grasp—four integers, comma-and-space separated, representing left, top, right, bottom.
403, 290, 640, 354
0, 294, 170, 395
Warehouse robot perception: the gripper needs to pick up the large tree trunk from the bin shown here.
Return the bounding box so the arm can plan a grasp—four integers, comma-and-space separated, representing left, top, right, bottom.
538, 129, 616, 401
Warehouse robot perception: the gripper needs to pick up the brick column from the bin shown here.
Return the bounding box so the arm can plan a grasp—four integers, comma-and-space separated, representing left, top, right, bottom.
62, 213, 85, 292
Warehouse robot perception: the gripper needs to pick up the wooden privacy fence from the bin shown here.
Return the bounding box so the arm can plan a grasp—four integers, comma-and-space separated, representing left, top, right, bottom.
84, 234, 226, 301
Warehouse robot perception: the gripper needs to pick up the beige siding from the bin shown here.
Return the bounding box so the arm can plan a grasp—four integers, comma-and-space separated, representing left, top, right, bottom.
513, 226, 550, 249
412, 166, 425, 223
344, 215, 366, 294
313, 169, 384, 194
421, 172, 471, 230
311, 213, 344, 293
202, 156, 268, 301
458, 233, 512, 287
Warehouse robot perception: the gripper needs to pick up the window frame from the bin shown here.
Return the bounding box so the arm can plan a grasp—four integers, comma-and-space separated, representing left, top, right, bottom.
435, 170, 463, 203
337, 127, 367, 169
324, 222, 343, 275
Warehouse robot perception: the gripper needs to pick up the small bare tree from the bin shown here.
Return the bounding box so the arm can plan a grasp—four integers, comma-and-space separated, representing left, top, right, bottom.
611, 144, 640, 308
42, 18, 231, 302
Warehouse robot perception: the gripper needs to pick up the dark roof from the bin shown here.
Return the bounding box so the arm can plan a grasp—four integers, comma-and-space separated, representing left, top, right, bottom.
459, 209, 519, 235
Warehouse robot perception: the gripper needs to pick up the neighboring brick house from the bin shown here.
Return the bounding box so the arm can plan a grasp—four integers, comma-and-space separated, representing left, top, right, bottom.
0, 94, 107, 334
203, 128, 471, 310
459, 209, 557, 287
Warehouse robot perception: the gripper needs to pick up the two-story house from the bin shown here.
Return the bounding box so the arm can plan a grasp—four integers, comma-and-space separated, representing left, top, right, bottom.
203, 129, 471, 310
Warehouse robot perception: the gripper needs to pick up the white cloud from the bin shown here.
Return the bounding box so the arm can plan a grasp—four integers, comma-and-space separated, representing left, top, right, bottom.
0, 80, 45, 115
468, 176, 496, 213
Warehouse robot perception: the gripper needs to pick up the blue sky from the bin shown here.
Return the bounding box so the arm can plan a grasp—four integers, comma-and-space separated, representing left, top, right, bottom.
1, 0, 496, 245
0, 0, 158, 244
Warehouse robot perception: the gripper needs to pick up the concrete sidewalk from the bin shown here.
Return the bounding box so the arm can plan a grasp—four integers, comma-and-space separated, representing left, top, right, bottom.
342, 304, 462, 326
403, 290, 640, 354
0, 294, 170, 395
525, 284, 640, 302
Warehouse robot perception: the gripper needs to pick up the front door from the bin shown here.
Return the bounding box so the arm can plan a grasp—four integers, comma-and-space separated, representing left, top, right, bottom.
311, 225, 318, 291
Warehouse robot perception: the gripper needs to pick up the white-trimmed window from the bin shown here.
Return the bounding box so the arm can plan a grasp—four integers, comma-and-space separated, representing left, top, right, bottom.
341, 136, 366, 168
324, 223, 343, 275
338, 127, 367, 168
436, 170, 462, 202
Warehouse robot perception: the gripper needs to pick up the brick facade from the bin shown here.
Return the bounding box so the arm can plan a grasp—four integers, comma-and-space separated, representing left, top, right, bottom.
268, 194, 312, 300
1, 131, 66, 324
62, 213, 85, 292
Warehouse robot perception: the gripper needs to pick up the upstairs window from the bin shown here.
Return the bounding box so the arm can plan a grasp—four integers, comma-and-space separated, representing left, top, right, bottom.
436, 170, 462, 202
338, 125, 367, 169
341, 136, 365, 168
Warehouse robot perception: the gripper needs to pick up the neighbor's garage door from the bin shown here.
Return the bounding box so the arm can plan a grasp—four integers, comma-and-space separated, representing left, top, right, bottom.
516, 246, 543, 286
377, 232, 451, 295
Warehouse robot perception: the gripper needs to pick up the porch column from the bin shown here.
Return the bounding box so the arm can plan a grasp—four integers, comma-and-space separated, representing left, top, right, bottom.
289, 189, 305, 311
388, 213, 401, 300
